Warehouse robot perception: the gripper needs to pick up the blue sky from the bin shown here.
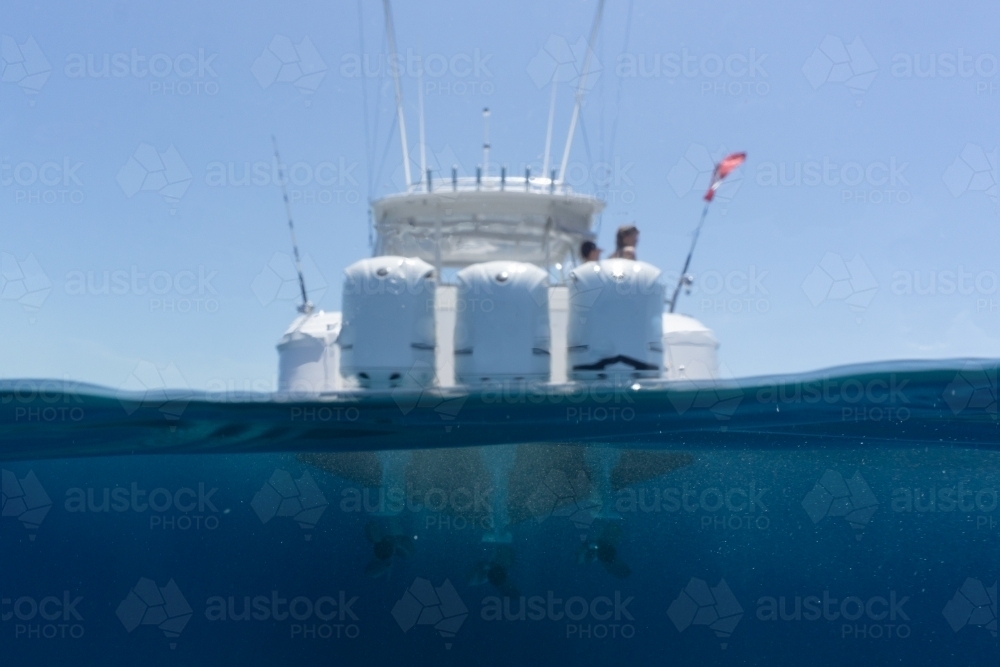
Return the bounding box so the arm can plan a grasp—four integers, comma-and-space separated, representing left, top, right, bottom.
2, 0, 999, 391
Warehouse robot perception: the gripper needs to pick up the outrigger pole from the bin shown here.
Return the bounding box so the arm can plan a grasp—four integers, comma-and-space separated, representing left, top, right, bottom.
557, 0, 606, 185
418, 45, 427, 191
668, 152, 746, 314
271, 135, 314, 315
382, 0, 412, 191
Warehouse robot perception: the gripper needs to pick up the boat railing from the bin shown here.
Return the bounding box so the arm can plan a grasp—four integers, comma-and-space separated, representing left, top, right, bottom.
399, 174, 576, 197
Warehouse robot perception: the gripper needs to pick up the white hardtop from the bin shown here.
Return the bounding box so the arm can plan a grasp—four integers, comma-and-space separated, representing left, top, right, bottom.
372, 175, 604, 269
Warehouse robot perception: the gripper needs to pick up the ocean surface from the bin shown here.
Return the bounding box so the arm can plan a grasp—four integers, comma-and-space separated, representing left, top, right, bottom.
1, 360, 997, 666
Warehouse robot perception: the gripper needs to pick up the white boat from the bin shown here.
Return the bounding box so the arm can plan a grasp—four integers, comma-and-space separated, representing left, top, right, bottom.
275, 174, 721, 394
273, 0, 722, 397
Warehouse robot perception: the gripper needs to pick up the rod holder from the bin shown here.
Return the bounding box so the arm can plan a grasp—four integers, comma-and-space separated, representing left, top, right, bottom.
476, 166, 482, 190
452, 166, 458, 191
550, 169, 556, 193
500, 166, 506, 191
525, 167, 531, 191
426, 168, 432, 193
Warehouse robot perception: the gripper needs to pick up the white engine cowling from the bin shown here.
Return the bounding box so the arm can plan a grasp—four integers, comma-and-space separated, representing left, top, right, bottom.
277, 311, 343, 395
662, 313, 720, 380
454, 261, 550, 385
567, 259, 664, 380
338, 256, 436, 389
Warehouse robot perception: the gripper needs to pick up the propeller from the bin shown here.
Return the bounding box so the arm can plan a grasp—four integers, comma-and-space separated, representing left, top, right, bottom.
577, 522, 631, 579
364, 517, 415, 579
468, 545, 520, 598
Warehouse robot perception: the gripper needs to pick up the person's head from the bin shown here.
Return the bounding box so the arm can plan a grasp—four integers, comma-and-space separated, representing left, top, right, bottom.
620, 245, 636, 260
615, 224, 639, 250
580, 240, 601, 262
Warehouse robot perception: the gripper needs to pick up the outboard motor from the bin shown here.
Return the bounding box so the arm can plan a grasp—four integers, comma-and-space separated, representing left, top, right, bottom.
338, 256, 436, 389
567, 259, 664, 381
277, 311, 343, 395
454, 261, 550, 385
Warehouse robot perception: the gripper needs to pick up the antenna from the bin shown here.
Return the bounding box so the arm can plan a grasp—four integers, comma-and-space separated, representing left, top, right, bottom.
271, 136, 313, 315
557, 0, 606, 184
382, 0, 412, 191
541, 72, 558, 183
482, 107, 491, 179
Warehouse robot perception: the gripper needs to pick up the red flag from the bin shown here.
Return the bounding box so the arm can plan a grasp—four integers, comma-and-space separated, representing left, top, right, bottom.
704, 152, 747, 201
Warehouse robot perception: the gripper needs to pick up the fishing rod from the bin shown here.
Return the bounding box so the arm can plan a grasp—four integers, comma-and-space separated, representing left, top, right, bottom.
668, 152, 746, 313
271, 135, 314, 315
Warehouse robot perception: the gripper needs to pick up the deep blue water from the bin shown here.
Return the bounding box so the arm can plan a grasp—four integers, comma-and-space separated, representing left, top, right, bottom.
1, 360, 997, 665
